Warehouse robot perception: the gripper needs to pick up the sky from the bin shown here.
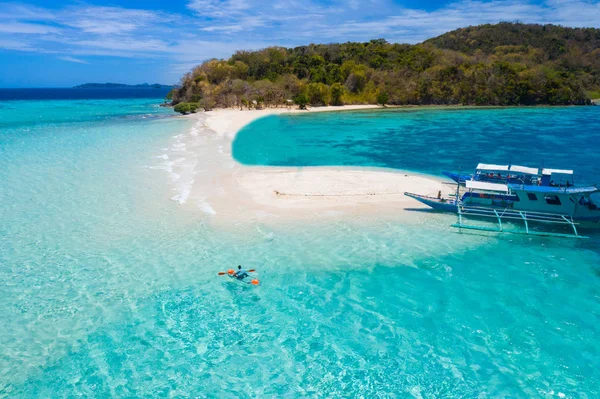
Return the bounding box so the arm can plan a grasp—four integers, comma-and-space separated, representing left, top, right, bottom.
1, 0, 599, 87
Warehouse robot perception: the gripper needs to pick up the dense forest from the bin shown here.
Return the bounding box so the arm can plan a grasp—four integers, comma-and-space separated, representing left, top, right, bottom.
170, 23, 600, 112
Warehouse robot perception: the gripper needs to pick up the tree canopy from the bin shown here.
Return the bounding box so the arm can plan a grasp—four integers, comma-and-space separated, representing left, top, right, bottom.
172, 23, 599, 109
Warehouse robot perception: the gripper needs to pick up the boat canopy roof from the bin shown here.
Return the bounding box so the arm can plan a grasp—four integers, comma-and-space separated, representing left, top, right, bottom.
476, 163, 509, 172
508, 184, 598, 194
542, 168, 573, 176
476, 163, 539, 175
466, 180, 509, 193
510, 165, 539, 175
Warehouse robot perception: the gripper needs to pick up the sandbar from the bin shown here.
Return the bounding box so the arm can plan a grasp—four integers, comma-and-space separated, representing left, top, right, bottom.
157, 105, 453, 224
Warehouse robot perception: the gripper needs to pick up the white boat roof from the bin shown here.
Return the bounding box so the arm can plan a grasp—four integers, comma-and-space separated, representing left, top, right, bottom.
477, 163, 540, 175
466, 180, 509, 193
476, 163, 509, 172
542, 168, 573, 175
510, 165, 539, 175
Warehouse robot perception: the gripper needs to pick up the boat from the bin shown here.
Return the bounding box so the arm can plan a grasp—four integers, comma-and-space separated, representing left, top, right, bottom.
405, 166, 600, 238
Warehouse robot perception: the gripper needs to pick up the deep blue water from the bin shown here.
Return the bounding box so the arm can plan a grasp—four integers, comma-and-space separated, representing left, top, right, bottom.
0, 87, 172, 101
234, 107, 600, 185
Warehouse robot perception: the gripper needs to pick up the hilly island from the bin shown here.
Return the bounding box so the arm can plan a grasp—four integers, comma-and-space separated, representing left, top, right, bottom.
171, 23, 600, 113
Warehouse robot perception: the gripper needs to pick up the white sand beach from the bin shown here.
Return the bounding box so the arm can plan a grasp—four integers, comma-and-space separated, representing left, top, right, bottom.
158, 105, 453, 224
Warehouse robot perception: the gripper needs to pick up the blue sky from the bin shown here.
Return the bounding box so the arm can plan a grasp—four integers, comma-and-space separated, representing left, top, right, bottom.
1, 0, 599, 87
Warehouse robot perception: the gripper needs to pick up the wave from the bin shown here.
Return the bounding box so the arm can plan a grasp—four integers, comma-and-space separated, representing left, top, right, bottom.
151, 118, 204, 206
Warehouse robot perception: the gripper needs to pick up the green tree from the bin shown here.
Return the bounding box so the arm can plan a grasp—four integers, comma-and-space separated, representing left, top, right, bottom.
294, 93, 309, 109
376, 91, 389, 106
199, 98, 216, 111
174, 102, 198, 114
165, 88, 176, 102
330, 83, 344, 105
306, 83, 329, 105
173, 102, 189, 114
344, 70, 367, 93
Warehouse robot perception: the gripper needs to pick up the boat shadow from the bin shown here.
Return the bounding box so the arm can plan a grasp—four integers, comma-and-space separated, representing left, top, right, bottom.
403, 207, 445, 213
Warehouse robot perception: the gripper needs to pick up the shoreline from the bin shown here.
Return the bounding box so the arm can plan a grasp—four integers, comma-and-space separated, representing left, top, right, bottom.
157, 105, 453, 224
172, 102, 597, 118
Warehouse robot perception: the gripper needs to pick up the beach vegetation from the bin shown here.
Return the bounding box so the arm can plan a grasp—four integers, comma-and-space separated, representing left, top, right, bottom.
172, 23, 600, 110
294, 93, 309, 109
306, 83, 329, 106
173, 102, 190, 114
377, 91, 389, 106
198, 98, 216, 111
330, 83, 344, 105
165, 88, 176, 102
173, 102, 199, 114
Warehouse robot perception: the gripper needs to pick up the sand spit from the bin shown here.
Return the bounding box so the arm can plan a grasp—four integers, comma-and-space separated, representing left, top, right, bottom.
157, 105, 452, 224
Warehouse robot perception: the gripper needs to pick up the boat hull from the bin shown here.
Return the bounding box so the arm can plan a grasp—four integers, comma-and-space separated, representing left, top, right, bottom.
404, 192, 600, 222
404, 192, 459, 212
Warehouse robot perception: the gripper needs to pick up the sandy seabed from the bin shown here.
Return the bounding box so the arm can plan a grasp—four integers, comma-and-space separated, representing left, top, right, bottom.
155, 105, 453, 225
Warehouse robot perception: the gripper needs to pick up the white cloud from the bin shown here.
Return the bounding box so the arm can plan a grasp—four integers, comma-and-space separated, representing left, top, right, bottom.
188, 0, 336, 35
201, 15, 266, 32
58, 56, 89, 64
0, 3, 55, 20
272, 0, 600, 43
1, 0, 600, 71
314, 1, 544, 42
59, 6, 167, 35
187, 0, 251, 17
73, 38, 171, 53
0, 21, 59, 34
0, 38, 35, 51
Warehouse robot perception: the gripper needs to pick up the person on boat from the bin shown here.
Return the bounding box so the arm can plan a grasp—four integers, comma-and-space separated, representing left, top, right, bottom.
233, 265, 249, 280
437, 190, 442, 199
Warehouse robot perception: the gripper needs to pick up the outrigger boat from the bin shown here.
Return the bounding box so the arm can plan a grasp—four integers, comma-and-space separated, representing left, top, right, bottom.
406, 165, 600, 239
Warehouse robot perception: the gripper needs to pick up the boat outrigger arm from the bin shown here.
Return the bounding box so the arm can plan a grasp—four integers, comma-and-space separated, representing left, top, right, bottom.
449, 182, 596, 239
451, 205, 587, 239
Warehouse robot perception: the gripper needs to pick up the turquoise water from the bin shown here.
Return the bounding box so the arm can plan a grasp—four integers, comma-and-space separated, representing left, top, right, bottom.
2, 102, 600, 398
234, 107, 600, 184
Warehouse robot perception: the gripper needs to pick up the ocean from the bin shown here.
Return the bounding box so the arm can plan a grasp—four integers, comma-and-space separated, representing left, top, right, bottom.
234, 107, 600, 184
0, 87, 173, 101
1, 92, 599, 398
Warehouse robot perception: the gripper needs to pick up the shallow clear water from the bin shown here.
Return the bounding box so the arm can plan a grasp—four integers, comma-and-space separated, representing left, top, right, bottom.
2, 102, 600, 398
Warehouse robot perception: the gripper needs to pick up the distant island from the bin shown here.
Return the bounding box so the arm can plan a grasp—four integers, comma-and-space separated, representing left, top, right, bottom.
74, 83, 173, 89
170, 22, 600, 113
